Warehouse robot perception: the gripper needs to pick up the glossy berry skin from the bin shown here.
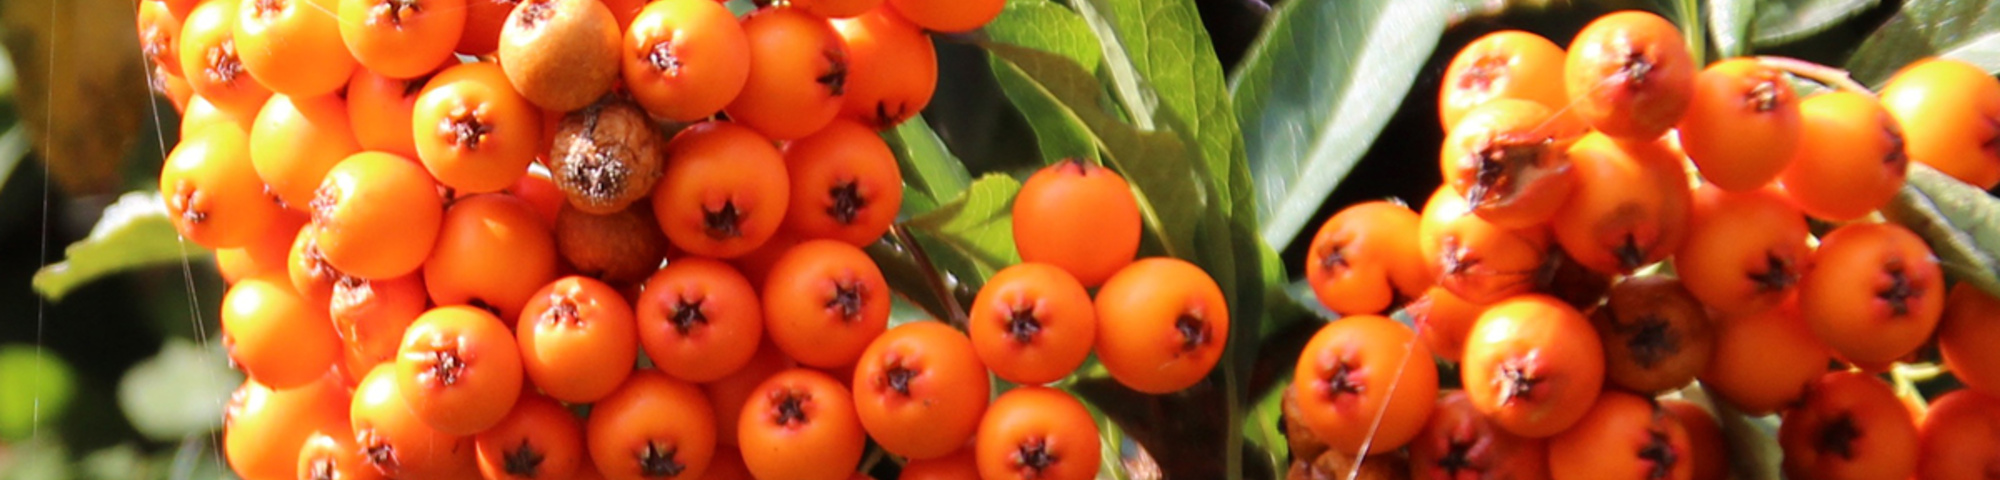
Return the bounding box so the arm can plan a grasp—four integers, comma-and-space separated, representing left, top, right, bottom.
1551, 132, 1692, 275
1778, 91, 1910, 221
1547, 390, 1694, 480
235, 0, 355, 97
1879, 57, 2000, 189
1406, 390, 1551, 480
394, 306, 525, 435
1778, 371, 1920, 480
1941, 283, 2000, 397
761, 240, 890, 368
1093, 258, 1230, 394
622, 0, 751, 122
1673, 184, 1812, 317
851, 322, 990, 460
1291, 315, 1439, 455
780, 120, 904, 246
310, 152, 445, 280
726, 7, 847, 140
635, 258, 765, 383
1304, 201, 1432, 315
967, 263, 1096, 385
738, 369, 865, 480
888, 0, 1003, 33
1678, 58, 1801, 191
1916, 389, 2000, 480
1797, 222, 1944, 365
1417, 186, 1550, 305
1012, 160, 1142, 288
587, 370, 718, 480
1563, 10, 1695, 141
1439, 99, 1579, 229
974, 386, 1101, 480
652, 121, 791, 259
831, 9, 938, 129
1460, 295, 1604, 438
221, 278, 341, 389
161, 123, 285, 249
1437, 30, 1574, 133
517, 275, 639, 403
1697, 302, 1832, 416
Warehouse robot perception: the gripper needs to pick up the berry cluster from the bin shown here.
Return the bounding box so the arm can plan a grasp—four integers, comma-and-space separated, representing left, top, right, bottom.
1290, 9, 2000, 480
137, 0, 1232, 479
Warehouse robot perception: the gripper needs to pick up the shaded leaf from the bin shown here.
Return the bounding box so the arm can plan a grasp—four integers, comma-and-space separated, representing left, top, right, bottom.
1845, 0, 2000, 86
116, 338, 238, 441
1751, 0, 1882, 48
986, 45, 1211, 259
1710, 0, 1756, 58
882, 114, 972, 217
0, 125, 27, 194
1229, 0, 1450, 251
981, 0, 1102, 71
1883, 164, 2000, 302
1241, 378, 1290, 475
32, 192, 200, 301
1074, 0, 1246, 210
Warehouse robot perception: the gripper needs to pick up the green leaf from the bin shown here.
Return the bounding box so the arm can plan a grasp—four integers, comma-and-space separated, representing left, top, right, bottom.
882, 114, 972, 217
1883, 164, 2000, 301
1241, 378, 1290, 475
117, 338, 239, 441
1751, 0, 1882, 48
1709, 0, 1756, 58
0, 125, 28, 194
905, 174, 1024, 279
32, 191, 201, 301
0, 345, 74, 442
0, 436, 71, 480
78, 445, 151, 480
1845, 0, 2000, 86
981, 0, 1102, 71
1073, 0, 1246, 210
1229, 0, 1450, 251
985, 45, 1211, 259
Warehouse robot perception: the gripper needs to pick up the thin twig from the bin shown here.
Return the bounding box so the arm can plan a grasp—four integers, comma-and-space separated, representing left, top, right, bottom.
891, 224, 969, 328
1757, 56, 1874, 95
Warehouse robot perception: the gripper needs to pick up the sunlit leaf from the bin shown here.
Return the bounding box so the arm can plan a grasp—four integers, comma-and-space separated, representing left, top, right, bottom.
1751, 0, 1882, 48
1074, 0, 1246, 211
1229, 0, 1450, 251
986, 45, 1211, 259
1710, 0, 1755, 58
1882, 164, 2000, 302
32, 191, 202, 301
982, 0, 1102, 70
904, 173, 1024, 277
883, 114, 972, 217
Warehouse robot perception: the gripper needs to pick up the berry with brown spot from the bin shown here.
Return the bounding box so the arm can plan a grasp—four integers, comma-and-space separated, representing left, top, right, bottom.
548, 97, 666, 214
498, 0, 623, 111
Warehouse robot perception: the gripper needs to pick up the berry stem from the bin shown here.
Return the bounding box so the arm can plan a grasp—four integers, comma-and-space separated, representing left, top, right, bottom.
863, 224, 973, 329
1756, 56, 1872, 96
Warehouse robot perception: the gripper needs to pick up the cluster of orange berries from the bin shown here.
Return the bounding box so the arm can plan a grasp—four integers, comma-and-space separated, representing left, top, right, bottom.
138, 0, 1240, 478
1288, 9, 2000, 480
